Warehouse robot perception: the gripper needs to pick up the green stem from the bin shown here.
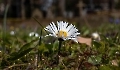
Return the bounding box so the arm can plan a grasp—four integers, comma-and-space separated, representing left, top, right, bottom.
33, 17, 49, 35
3, 4, 9, 38
57, 40, 62, 64
58, 40, 62, 55
2, 4, 9, 54
39, 30, 42, 45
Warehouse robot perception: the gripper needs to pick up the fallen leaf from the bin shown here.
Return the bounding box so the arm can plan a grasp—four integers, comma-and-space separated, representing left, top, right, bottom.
77, 36, 92, 46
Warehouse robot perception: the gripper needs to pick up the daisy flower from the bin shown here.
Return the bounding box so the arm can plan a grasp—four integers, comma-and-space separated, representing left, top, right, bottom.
91, 32, 101, 41
29, 32, 39, 37
44, 21, 80, 43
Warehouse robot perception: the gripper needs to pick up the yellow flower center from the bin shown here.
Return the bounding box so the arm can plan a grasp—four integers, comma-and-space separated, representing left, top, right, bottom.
57, 31, 67, 37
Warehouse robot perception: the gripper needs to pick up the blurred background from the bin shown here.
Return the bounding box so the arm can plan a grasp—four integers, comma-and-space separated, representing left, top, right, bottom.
0, 0, 120, 28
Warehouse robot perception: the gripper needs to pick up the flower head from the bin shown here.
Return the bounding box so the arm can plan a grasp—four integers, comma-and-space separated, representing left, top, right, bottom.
44, 21, 80, 42
29, 32, 39, 37
91, 32, 101, 41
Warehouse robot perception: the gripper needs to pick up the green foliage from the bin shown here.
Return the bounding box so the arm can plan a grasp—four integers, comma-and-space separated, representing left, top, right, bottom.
99, 65, 111, 70
9, 48, 33, 61
1, 17, 120, 70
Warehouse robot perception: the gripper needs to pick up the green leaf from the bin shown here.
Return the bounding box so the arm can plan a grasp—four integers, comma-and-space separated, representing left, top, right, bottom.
18, 39, 36, 53
111, 66, 120, 70
88, 55, 102, 65
45, 44, 53, 51
83, 29, 90, 36
80, 43, 88, 52
92, 41, 102, 48
38, 43, 48, 53
53, 40, 59, 52
90, 66, 97, 70
99, 65, 111, 70
9, 48, 33, 61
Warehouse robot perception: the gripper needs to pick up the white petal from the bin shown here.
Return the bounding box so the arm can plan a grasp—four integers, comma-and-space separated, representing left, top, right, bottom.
67, 27, 76, 35
66, 24, 74, 32
45, 34, 57, 37
50, 23, 56, 33
51, 22, 58, 33
57, 21, 60, 31
60, 21, 62, 30
72, 38, 78, 43
45, 25, 56, 36
61, 21, 63, 30
63, 22, 68, 30
45, 25, 54, 33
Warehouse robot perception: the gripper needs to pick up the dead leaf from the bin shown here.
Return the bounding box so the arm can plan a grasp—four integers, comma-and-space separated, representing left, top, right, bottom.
77, 36, 92, 46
